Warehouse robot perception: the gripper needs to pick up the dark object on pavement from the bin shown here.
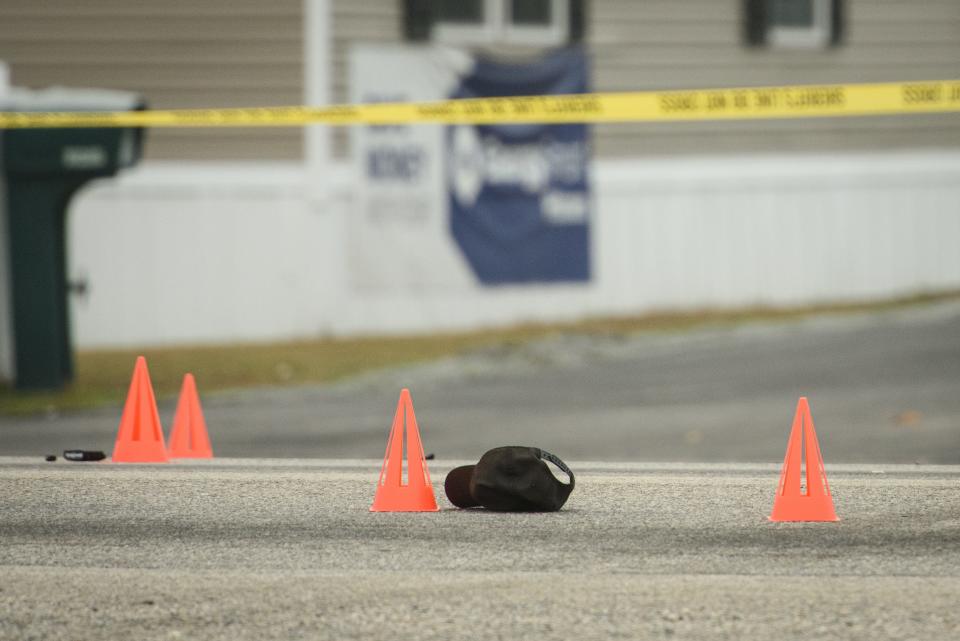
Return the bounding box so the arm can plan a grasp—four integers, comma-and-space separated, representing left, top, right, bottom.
63, 450, 106, 462
445, 446, 575, 511
425, 453, 435, 460
45, 455, 56, 462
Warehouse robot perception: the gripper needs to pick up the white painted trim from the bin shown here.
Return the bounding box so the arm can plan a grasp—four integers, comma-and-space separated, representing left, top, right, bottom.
304, 0, 331, 202
434, 0, 568, 47
0, 170, 14, 382
0, 60, 9, 96
433, 0, 502, 45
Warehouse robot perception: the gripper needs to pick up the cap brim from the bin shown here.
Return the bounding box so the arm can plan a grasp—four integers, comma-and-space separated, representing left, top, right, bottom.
444, 465, 480, 508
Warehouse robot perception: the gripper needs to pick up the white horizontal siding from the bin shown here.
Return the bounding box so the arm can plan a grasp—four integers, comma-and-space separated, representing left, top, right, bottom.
2, 1, 957, 160
0, 0, 304, 161
327, 0, 960, 158
330, 0, 402, 158
589, 0, 960, 156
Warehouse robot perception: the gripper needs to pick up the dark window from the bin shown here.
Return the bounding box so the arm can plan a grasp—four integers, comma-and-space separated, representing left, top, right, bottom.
769, 0, 814, 28
745, 0, 844, 48
403, 0, 585, 44
511, 0, 553, 26
437, 0, 484, 24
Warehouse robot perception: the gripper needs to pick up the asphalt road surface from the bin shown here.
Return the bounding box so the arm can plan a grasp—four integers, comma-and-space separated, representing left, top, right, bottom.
2, 301, 959, 464
1, 458, 957, 640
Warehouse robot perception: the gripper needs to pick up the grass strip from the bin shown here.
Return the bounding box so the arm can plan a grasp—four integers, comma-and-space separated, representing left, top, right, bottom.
1, 290, 957, 415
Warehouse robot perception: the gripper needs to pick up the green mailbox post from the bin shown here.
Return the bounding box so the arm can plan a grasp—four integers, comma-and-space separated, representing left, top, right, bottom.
1, 88, 144, 390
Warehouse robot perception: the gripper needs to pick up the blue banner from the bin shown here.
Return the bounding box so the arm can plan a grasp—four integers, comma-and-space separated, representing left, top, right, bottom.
446, 49, 591, 285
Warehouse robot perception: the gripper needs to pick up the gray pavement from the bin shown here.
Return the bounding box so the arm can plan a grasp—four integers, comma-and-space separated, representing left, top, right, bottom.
2, 300, 960, 463
1, 458, 958, 640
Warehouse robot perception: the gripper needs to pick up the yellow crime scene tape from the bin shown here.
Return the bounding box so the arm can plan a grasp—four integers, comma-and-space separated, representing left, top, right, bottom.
1, 79, 958, 129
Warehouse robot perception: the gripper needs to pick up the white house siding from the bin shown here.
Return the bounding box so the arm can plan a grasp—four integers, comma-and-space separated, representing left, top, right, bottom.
4, 0, 957, 159
0, 0, 304, 160
325, 0, 960, 158
329, 0, 402, 158
589, 0, 960, 156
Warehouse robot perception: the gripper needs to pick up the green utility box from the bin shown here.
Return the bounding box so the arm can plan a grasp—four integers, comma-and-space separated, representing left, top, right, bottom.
1, 88, 144, 390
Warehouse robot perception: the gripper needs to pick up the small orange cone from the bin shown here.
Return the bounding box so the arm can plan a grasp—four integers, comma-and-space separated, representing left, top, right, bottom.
112, 356, 169, 463
770, 397, 838, 522
370, 389, 439, 512
168, 374, 213, 459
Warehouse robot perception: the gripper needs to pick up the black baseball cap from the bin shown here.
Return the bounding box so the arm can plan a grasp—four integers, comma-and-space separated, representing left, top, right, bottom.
444, 446, 575, 511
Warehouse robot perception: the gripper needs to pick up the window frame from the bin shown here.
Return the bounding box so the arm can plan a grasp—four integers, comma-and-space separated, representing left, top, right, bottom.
504, 0, 570, 46
766, 0, 832, 49
744, 0, 844, 49
432, 0, 570, 47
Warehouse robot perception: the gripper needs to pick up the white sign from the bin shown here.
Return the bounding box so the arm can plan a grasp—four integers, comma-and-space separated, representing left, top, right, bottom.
349, 46, 476, 290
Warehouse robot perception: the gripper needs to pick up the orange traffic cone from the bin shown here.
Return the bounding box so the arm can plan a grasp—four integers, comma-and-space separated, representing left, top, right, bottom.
112, 356, 169, 463
168, 374, 213, 459
770, 397, 838, 522
370, 389, 439, 512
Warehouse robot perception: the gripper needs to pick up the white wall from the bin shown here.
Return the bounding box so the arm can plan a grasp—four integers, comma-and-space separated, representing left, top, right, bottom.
67, 164, 346, 347
592, 153, 960, 312
64, 151, 960, 349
